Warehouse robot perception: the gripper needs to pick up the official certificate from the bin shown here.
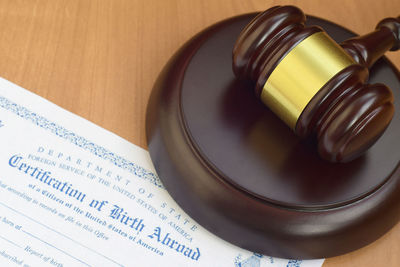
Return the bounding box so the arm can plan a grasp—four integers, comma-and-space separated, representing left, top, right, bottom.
0, 78, 324, 267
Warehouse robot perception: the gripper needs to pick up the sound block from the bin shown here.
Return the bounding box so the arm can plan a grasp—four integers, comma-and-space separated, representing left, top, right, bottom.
146, 13, 400, 259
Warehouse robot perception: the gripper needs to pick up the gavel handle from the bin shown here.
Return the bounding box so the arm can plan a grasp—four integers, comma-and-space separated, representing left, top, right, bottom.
341, 16, 400, 68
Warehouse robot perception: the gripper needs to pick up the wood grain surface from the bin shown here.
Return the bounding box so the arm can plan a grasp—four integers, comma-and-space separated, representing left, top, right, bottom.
0, 0, 398, 265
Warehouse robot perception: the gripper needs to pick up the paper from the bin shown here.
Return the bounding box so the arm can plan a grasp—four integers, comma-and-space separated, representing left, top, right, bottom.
0, 77, 324, 267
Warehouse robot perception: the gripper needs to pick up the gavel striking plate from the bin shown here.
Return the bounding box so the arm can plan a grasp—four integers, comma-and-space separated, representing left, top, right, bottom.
146, 6, 400, 259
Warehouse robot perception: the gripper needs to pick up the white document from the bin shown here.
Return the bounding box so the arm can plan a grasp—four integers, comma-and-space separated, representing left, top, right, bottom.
0, 78, 324, 267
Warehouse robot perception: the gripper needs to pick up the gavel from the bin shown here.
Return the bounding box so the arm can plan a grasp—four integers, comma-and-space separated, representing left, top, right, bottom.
233, 6, 400, 163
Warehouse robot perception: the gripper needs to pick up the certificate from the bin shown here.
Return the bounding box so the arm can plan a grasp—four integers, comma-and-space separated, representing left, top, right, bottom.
0, 78, 324, 267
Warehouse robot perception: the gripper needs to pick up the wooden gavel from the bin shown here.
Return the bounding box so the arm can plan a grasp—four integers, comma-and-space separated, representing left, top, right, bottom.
233, 6, 400, 163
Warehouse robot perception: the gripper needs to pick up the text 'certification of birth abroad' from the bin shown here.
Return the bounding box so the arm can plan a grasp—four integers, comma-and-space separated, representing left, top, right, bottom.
0, 78, 324, 267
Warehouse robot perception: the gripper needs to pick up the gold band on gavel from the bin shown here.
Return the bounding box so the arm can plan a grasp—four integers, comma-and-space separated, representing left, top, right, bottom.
261, 31, 356, 129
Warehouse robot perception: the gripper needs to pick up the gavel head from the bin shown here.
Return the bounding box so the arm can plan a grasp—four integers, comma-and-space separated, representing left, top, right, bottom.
233, 5, 395, 163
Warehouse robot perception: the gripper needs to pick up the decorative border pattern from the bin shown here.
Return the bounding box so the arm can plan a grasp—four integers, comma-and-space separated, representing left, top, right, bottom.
287, 260, 302, 267
0, 95, 164, 189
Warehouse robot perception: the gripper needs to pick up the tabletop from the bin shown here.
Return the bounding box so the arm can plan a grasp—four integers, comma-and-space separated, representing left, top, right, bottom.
0, 0, 399, 266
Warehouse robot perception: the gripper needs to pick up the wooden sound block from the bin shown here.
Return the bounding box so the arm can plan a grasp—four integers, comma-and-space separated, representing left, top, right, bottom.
146, 13, 400, 259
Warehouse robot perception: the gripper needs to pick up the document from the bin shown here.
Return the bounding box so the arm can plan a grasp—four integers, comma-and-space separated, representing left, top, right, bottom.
0, 78, 324, 267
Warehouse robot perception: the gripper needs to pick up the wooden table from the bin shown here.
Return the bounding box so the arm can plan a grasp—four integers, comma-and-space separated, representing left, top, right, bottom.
0, 0, 398, 266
